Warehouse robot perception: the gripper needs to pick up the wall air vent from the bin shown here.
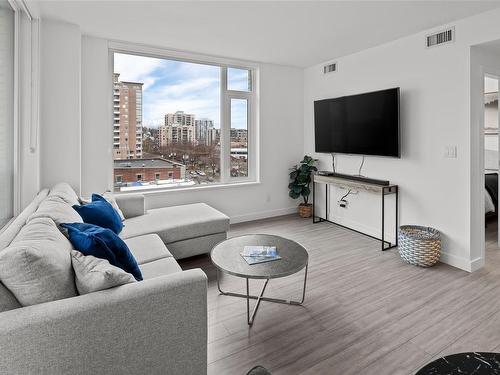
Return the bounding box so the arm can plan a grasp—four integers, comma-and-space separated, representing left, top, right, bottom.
426, 27, 455, 48
323, 62, 337, 74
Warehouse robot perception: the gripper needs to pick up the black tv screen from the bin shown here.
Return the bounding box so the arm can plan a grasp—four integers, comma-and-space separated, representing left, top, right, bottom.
314, 88, 400, 157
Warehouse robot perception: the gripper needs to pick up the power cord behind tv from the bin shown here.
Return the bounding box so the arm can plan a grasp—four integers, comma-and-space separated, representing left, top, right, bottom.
357, 156, 365, 177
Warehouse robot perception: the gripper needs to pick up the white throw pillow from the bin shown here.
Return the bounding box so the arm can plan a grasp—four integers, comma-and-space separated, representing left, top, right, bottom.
71, 250, 135, 295
102, 191, 126, 221
0, 218, 77, 306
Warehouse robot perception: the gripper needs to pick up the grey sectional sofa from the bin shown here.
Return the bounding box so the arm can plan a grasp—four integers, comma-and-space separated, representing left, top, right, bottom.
0, 184, 230, 375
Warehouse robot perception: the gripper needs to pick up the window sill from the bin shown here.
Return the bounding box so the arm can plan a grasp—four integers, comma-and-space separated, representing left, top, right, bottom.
115, 180, 261, 196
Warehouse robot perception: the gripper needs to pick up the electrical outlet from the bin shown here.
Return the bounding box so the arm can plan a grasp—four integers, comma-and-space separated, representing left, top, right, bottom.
339, 199, 348, 208
443, 145, 457, 158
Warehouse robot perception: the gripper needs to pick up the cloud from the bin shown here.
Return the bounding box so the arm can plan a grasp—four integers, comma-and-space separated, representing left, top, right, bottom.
114, 52, 247, 130
114, 53, 164, 90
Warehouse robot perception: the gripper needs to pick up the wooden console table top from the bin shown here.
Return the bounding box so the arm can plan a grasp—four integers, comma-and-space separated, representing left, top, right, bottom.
313, 174, 397, 193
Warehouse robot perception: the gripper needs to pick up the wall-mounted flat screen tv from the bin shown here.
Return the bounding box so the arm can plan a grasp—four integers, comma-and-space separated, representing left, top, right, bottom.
314, 87, 400, 157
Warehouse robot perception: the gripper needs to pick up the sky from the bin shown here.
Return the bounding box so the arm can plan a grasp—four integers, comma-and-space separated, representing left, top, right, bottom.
114, 53, 249, 129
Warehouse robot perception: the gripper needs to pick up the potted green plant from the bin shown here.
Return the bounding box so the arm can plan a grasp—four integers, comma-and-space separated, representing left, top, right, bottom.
288, 155, 318, 218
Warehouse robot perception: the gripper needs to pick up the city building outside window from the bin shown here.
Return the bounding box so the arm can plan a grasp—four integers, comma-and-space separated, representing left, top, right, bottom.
111, 49, 258, 192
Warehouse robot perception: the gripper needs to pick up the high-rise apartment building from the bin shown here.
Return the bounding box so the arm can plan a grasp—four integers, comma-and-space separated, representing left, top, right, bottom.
206, 126, 217, 146
159, 111, 196, 146
159, 123, 195, 146
165, 111, 195, 127
195, 118, 216, 145
113, 73, 143, 160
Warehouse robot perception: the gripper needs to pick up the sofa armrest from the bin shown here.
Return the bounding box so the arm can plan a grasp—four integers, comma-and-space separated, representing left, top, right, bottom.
0, 269, 207, 375
115, 194, 146, 219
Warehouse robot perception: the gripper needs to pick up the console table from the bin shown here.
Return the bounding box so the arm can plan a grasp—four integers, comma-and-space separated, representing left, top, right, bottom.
312, 174, 398, 250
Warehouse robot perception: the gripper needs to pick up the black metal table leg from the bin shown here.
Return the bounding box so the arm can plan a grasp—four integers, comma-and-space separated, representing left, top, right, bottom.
382, 188, 385, 251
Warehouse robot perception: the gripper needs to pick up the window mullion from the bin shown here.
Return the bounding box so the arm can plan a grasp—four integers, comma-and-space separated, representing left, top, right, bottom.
220, 66, 229, 184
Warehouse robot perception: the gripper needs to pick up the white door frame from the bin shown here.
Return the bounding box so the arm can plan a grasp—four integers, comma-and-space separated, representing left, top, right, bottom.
483, 72, 500, 246
472, 61, 500, 270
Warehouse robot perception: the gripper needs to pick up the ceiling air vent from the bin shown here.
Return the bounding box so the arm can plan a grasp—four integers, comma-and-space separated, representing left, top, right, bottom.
426, 27, 455, 48
323, 62, 337, 74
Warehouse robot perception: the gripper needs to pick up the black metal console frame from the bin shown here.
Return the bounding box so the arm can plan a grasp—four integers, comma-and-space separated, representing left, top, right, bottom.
312, 176, 399, 251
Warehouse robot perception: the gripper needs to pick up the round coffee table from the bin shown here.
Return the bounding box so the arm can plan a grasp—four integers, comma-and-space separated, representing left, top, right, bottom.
210, 234, 308, 325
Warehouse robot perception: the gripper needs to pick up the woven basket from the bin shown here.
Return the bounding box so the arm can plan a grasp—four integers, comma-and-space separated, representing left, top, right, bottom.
398, 225, 441, 267
298, 204, 312, 218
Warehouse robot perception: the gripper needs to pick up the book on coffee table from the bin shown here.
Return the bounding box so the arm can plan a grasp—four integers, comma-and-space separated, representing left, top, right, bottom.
240, 246, 281, 265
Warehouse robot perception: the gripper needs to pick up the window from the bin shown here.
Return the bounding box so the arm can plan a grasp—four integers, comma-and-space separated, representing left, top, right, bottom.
229, 99, 248, 178
112, 50, 257, 192
228, 68, 251, 92
0, 0, 15, 227
136, 174, 142, 181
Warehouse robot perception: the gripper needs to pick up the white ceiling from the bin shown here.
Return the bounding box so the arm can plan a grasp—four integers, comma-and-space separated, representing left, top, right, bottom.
35, 1, 500, 67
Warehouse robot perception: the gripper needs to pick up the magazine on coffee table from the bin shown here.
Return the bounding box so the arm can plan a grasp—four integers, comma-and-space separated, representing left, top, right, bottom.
240, 245, 281, 265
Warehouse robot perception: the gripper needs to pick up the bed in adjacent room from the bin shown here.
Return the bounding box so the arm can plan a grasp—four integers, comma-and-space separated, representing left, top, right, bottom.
485, 172, 498, 216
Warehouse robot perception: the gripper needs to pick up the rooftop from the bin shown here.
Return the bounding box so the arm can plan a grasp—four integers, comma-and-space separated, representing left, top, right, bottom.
114, 158, 183, 169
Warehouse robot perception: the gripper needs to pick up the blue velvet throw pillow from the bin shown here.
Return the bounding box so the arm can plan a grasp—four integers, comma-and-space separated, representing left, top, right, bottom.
72, 194, 123, 234
61, 222, 142, 281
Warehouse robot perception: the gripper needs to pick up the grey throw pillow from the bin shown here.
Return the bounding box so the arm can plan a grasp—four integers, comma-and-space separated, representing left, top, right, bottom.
71, 250, 136, 295
0, 218, 77, 306
48, 182, 80, 206
28, 195, 83, 227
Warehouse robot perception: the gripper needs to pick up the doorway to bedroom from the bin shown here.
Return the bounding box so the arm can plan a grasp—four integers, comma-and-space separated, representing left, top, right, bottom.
484, 75, 499, 248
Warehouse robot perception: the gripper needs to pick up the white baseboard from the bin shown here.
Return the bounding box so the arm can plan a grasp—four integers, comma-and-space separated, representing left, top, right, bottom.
439, 251, 483, 272
230, 207, 298, 224
469, 256, 485, 272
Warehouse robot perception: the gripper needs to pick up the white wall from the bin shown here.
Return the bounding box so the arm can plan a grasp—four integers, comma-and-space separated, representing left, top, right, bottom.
81, 36, 112, 196
80, 36, 304, 222
40, 19, 81, 193
19, 15, 40, 209
304, 7, 500, 271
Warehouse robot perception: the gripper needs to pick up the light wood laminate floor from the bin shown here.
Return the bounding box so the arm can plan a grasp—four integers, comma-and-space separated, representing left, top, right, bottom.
179, 215, 500, 375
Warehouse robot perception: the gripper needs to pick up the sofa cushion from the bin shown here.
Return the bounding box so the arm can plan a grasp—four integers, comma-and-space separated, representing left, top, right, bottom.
124, 234, 173, 265
28, 195, 83, 227
120, 203, 230, 244
72, 194, 123, 234
0, 218, 77, 306
102, 191, 125, 221
0, 189, 49, 250
62, 222, 142, 281
115, 194, 145, 219
71, 250, 136, 295
48, 182, 80, 206
167, 232, 227, 260
140, 257, 182, 280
